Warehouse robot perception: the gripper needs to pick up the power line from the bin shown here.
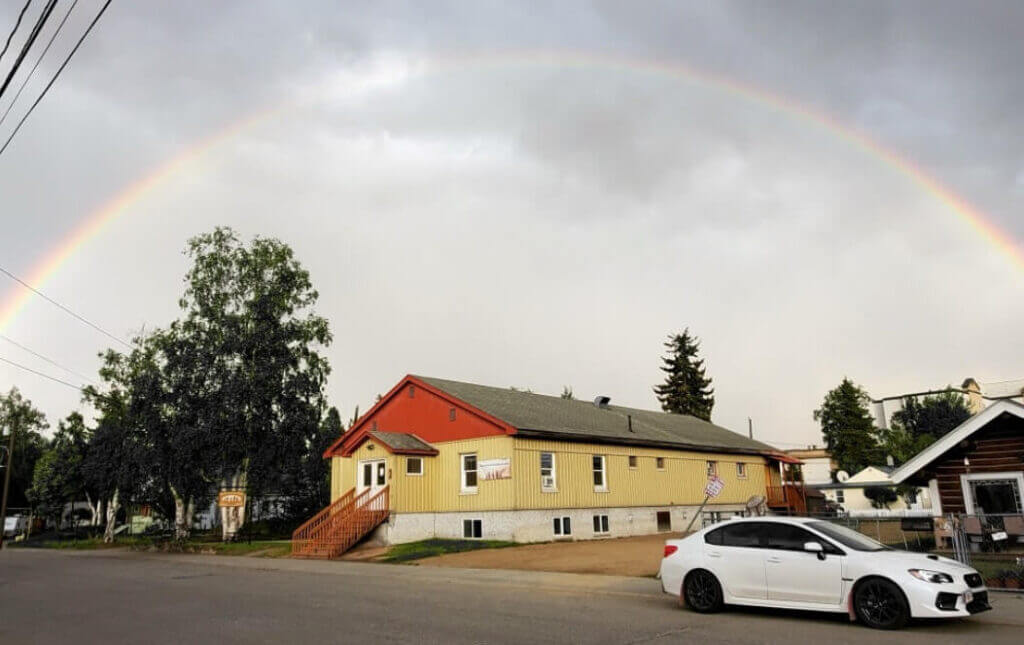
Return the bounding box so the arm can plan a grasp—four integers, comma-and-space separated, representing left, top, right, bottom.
0, 353, 87, 393
0, 0, 79, 129
0, 0, 34, 65
0, 0, 56, 102
0, 0, 112, 157
0, 331, 96, 384
0, 264, 132, 348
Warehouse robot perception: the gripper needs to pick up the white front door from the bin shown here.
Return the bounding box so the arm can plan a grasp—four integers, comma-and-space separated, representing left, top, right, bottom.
358, 459, 387, 495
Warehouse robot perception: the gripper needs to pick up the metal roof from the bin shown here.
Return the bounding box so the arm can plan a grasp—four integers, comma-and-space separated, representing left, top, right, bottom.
368, 431, 438, 455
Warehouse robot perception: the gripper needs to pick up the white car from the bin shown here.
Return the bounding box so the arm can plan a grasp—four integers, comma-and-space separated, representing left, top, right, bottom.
660, 517, 990, 630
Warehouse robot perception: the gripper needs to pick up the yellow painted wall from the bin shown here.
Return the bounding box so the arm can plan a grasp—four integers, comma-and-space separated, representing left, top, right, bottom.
512, 439, 767, 509
330, 435, 768, 512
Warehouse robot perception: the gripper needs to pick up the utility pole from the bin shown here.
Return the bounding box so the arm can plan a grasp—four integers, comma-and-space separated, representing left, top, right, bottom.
748, 418, 753, 439
0, 424, 15, 549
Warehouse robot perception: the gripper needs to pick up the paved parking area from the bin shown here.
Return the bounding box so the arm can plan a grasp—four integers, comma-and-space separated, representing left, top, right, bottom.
2, 549, 1022, 644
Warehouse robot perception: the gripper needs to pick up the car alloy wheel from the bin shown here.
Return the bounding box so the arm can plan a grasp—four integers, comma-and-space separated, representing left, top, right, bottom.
684, 569, 723, 613
854, 578, 909, 630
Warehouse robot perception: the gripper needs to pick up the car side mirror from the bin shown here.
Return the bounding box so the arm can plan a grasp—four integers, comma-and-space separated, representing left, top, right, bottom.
804, 541, 826, 560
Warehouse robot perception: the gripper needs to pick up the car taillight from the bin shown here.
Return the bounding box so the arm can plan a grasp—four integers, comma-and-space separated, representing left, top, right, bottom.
663, 545, 678, 557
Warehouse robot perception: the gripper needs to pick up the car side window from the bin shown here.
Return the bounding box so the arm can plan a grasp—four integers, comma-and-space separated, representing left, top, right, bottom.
704, 527, 724, 545
721, 522, 765, 548
764, 524, 842, 554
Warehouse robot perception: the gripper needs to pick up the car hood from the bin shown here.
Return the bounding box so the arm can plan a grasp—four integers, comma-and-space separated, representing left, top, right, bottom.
862, 550, 975, 575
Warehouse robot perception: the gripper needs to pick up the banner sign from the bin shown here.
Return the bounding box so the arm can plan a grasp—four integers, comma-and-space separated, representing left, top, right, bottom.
479, 458, 511, 481
704, 475, 725, 498
218, 491, 246, 508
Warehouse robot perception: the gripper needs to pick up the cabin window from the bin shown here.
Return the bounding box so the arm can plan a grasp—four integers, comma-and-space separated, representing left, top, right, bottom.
736, 462, 747, 478
962, 473, 1024, 515
592, 455, 607, 492
463, 519, 482, 539
406, 457, 423, 476
706, 460, 718, 476
461, 453, 478, 493
656, 457, 665, 470
553, 516, 572, 536
628, 455, 638, 469
540, 452, 557, 492
593, 514, 610, 534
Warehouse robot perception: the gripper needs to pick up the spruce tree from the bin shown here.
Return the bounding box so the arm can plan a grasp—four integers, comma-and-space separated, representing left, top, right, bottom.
654, 329, 715, 421
814, 378, 883, 475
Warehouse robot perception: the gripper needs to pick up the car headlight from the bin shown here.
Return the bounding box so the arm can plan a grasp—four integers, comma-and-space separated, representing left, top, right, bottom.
908, 569, 954, 583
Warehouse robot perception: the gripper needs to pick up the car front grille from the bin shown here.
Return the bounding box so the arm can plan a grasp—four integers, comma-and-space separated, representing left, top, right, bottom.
965, 573, 983, 588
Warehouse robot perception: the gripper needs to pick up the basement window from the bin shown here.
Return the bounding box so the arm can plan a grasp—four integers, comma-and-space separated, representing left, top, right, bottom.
657, 511, 672, 532
406, 457, 423, 476
463, 519, 482, 539
553, 516, 572, 536
593, 514, 610, 534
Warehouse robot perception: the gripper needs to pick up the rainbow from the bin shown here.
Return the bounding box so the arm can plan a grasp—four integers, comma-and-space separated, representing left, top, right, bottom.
2, 50, 1021, 335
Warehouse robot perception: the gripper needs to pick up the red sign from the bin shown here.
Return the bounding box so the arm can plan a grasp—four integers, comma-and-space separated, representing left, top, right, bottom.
704, 475, 725, 498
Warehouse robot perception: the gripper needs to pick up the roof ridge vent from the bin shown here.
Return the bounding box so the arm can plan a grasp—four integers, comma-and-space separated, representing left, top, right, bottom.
593, 395, 611, 409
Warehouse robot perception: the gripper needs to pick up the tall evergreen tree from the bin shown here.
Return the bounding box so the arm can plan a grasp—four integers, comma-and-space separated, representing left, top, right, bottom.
814, 378, 882, 475
653, 329, 715, 421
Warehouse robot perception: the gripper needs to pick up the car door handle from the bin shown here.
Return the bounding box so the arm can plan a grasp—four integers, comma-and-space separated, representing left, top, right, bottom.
707, 551, 721, 558
766, 556, 781, 563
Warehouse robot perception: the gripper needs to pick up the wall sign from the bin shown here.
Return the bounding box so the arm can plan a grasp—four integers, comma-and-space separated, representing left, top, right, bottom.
704, 475, 725, 498
218, 491, 246, 508
479, 458, 511, 480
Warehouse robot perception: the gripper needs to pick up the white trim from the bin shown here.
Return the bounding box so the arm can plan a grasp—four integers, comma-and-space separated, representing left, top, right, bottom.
540, 451, 557, 493
959, 471, 1024, 515
928, 478, 942, 517
405, 456, 424, 476
460, 452, 478, 494
592, 454, 608, 492
891, 400, 1024, 484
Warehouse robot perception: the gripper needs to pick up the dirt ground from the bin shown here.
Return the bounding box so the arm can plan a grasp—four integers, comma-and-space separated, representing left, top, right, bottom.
413, 532, 683, 577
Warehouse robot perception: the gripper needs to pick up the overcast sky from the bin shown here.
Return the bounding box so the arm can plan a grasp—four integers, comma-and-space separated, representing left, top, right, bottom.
1, 1, 1022, 449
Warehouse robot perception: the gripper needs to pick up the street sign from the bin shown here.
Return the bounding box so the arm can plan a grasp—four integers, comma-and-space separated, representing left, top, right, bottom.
704, 475, 725, 498
217, 491, 246, 508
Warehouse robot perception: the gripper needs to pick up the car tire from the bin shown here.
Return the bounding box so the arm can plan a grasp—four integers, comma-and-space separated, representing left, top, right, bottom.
853, 577, 909, 630
683, 569, 724, 613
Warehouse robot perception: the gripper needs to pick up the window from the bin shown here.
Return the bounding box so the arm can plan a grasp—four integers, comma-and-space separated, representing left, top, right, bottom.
461, 454, 478, 493
656, 511, 672, 532
593, 514, 610, 534
553, 516, 572, 536
406, 457, 423, 476
963, 473, 1024, 515
721, 522, 765, 548
540, 452, 556, 491
408, 384, 415, 398
807, 521, 885, 552
656, 457, 665, 470
463, 519, 482, 539
835, 490, 845, 503
376, 461, 386, 486
628, 455, 638, 469
449, 407, 457, 421
361, 462, 373, 487
736, 462, 747, 478
704, 527, 724, 545
764, 524, 824, 551
706, 460, 718, 476
592, 455, 607, 491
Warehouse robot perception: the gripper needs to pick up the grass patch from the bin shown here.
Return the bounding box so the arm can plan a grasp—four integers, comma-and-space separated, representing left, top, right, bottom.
382, 538, 518, 563
13, 536, 152, 550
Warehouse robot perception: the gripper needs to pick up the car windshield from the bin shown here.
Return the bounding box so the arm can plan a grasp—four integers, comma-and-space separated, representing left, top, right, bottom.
807, 521, 889, 552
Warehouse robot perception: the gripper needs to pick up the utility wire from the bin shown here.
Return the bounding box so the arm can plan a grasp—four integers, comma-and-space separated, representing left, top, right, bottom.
0, 0, 78, 129
0, 264, 131, 348
0, 332, 96, 384
0, 353, 86, 392
0, 0, 34, 65
0, 0, 112, 157
0, 0, 57, 102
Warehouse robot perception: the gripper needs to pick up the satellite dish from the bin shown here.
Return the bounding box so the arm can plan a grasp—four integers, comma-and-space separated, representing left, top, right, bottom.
836, 470, 850, 483
745, 495, 766, 516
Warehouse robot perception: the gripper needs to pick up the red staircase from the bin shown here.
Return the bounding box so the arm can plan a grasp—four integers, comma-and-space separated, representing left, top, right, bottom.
291, 486, 390, 559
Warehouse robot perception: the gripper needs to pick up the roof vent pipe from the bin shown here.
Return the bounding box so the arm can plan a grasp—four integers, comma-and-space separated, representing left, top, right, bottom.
593, 395, 611, 409
627, 414, 633, 432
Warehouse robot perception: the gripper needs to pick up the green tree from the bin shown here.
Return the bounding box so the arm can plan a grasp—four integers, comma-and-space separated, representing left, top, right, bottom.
863, 485, 899, 509
28, 413, 90, 531
814, 378, 882, 475
172, 227, 332, 538
878, 389, 972, 466
654, 329, 715, 421
0, 387, 48, 510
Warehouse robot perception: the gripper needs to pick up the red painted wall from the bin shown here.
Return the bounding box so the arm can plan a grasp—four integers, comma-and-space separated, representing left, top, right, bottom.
328, 376, 513, 456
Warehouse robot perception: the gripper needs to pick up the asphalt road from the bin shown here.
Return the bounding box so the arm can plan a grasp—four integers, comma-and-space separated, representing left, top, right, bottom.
2, 549, 1023, 644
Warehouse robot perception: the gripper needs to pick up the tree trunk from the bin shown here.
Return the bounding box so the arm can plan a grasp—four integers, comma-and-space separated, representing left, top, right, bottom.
170, 486, 193, 540
103, 490, 120, 543
85, 491, 101, 527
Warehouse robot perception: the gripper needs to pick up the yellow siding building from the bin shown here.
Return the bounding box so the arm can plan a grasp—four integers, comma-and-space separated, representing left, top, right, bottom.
324, 375, 794, 544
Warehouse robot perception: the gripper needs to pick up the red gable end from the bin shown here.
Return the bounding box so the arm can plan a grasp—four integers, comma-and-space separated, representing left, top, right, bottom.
324, 375, 516, 458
